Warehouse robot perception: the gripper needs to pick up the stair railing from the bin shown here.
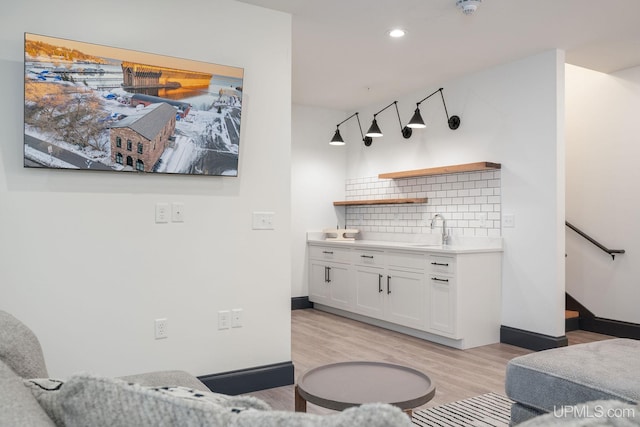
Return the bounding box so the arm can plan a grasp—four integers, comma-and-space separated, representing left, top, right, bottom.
565, 221, 625, 260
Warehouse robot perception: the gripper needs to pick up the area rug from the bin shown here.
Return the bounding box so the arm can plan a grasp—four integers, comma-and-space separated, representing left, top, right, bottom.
412, 392, 513, 427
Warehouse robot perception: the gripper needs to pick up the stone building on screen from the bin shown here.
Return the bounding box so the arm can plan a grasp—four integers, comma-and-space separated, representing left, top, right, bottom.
109, 102, 176, 172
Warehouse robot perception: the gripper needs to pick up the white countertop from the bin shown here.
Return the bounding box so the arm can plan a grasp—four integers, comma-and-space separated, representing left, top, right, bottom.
307, 231, 503, 254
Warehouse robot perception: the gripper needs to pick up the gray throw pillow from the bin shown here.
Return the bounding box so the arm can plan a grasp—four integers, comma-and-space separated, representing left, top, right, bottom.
0, 311, 48, 379
25, 375, 271, 426
58, 374, 269, 426
23, 378, 65, 426
57, 374, 412, 427
0, 361, 55, 427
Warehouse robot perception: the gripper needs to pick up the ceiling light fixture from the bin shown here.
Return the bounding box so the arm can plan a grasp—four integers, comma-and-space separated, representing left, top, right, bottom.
365, 101, 412, 145
388, 28, 406, 38
330, 112, 372, 146
407, 88, 461, 130
456, 0, 482, 15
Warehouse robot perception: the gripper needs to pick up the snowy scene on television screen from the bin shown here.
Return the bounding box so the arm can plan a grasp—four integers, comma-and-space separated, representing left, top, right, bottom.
23, 33, 244, 176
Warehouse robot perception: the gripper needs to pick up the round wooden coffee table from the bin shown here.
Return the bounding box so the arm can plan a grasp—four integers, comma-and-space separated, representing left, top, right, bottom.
294, 361, 435, 417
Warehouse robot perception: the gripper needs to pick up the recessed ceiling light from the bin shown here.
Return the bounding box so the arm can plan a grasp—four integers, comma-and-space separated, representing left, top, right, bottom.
388, 29, 406, 38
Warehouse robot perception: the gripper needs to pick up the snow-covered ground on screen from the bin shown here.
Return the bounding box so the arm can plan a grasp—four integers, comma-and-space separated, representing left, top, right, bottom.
24, 145, 78, 169
155, 136, 197, 174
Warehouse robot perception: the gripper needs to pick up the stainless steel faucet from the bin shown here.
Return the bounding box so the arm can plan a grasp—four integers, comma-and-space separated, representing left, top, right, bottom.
431, 213, 449, 245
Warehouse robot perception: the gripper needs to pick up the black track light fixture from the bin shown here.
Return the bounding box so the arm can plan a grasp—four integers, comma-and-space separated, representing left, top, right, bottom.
364, 101, 412, 145
407, 88, 461, 130
330, 112, 372, 146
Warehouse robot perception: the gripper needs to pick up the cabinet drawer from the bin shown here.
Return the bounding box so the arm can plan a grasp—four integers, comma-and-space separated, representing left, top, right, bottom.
429, 255, 455, 275
309, 245, 351, 263
354, 249, 385, 267
387, 251, 426, 270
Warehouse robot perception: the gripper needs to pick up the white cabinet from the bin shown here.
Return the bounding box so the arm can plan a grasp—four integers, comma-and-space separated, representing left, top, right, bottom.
426, 252, 502, 347
385, 266, 425, 330
308, 245, 352, 310
353, 266, 385, 317
353, 249, 385, 319
427, 255, 456, 337
307, 241, 502, 349
352, 249, 426, 330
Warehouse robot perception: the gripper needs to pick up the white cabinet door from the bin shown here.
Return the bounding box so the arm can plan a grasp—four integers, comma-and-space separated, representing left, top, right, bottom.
309, 261, 331, 306
309, 259, 351, 310
354, 266, 385, 319
327, 263, 351, 309
428, 275, 457, 337
385, 268, 426, 330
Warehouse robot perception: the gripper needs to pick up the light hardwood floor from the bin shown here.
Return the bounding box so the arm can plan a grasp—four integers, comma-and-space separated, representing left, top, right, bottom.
250, 308, 612, 414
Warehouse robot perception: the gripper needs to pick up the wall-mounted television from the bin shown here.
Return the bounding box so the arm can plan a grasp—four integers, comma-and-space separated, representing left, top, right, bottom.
24, 32, 244, 176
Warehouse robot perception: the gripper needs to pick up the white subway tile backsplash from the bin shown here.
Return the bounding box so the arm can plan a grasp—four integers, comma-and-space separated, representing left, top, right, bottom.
344, 170, 501, 237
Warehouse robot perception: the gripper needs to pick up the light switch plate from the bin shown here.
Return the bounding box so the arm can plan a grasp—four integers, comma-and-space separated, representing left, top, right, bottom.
252, 212, 275, 230
155, 203, 170, 223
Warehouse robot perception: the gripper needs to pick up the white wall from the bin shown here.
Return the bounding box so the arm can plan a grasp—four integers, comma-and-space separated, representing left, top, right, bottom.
291, 106, 348, 297
565, 64, 640, 324
295, 50, 566, 338
0, 0, 292, 378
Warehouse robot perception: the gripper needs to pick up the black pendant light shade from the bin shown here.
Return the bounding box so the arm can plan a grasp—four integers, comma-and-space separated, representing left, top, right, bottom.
407, 108, 426, 129
366, 119, 383, 138
330, 128, 345, 145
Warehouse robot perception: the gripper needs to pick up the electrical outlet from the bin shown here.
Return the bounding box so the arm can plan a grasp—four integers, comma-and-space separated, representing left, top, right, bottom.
171, 202, 185, 222
155, 318, 168, 339
231, 308, 243, 328
218, 310, 230, 330
503, 213, 516, 228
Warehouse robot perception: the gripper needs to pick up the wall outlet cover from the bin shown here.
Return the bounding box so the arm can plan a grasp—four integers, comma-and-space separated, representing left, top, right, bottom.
154, 318, 168, 339
252, 212, 275, 230
503, 214, 515, 228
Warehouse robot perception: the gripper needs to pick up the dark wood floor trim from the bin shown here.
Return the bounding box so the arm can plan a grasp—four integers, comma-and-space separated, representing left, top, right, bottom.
500, 325, 568, 351
291, 296, 313, 310
580, 317, 640, 339
198, 361, 294, 395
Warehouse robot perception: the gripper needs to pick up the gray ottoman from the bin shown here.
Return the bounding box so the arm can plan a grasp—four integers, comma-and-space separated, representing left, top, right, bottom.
505, 338, 640, 425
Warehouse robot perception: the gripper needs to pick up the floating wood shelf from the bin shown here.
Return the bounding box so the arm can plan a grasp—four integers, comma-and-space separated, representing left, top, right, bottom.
333, 198, 428, 206
378, 162, 501, 179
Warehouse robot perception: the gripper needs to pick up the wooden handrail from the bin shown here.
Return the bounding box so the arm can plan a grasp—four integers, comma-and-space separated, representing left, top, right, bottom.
566, 221, 625, 260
